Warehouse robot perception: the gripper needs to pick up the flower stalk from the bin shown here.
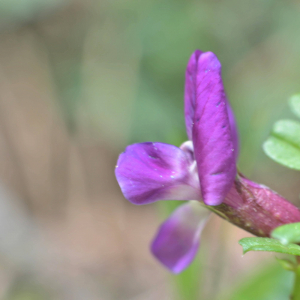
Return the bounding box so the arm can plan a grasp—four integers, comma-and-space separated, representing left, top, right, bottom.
210, 174, 300, 237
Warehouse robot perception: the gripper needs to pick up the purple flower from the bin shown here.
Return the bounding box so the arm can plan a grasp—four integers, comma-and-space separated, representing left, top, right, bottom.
115, 50, 300, 273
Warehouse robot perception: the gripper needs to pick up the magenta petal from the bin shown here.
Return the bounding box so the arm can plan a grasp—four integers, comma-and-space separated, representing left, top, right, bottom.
192, 52, 236, 206
115, 142, 201, 205
151, 201, 210, 273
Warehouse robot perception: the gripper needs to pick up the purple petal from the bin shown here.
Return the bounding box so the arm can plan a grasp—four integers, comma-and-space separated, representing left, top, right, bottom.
115, 142, 201, 205
185, 50, 239, 159
192, 52, 236, 206
184, 50, 203, 140
151, 201, 210, 273
226, 100, 239, 160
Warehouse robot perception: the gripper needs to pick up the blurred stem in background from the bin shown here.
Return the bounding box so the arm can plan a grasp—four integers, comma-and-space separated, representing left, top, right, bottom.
292, 259, 300, 300
172, 259, 203, 300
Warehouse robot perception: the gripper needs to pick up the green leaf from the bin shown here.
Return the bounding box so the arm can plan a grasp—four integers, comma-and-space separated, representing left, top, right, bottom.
263, 119, 300, 170
289, 94, 300, 119
271, 222, 300, 245
276, 257, 296, 271
239, 237, 300, 256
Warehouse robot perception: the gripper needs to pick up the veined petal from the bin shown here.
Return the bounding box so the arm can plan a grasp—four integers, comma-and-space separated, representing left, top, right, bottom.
192, 52, 236, 206
184, 50, 203, 140
151, 201, 210, 273
185, 50, 239, 153
115, 142, 201, 205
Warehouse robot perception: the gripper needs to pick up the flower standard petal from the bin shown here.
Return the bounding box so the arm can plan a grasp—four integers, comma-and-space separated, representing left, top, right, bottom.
185, 50, 239, 155
226, 101, 239, 160
184, 50, 203, 140
115, 142, 201, 205
151, 201, 210, 273
192, 52, 236, 206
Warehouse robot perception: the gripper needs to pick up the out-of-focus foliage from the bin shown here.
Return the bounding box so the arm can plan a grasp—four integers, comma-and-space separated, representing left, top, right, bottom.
264, 94, 300, 172
5, 279, 52, 300
272, 222, 300, 245
0, 0, 68, 28
264, 119, 300, 170
0, 0, 300, 299
290, 95, 300, 119
218, 263, 293, 300
276, 258, 296, 272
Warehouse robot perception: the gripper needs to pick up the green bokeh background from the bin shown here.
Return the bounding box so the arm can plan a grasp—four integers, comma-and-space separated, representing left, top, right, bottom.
1, 0, 300, 299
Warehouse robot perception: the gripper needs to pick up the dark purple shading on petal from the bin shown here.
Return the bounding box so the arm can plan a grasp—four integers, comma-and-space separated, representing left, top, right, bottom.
185, 50, 239, 163
115, 142, 201, 205
226, 100, 239, 160
192, 52, 236, 206
184, 50, 203, 140
151, 201, 210, 273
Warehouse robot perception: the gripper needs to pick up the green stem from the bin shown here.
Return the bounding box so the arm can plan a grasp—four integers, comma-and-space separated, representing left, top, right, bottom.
292, 262, 300, 300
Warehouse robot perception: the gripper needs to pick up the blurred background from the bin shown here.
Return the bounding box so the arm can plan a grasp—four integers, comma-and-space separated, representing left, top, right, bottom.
1, 0, 300, 299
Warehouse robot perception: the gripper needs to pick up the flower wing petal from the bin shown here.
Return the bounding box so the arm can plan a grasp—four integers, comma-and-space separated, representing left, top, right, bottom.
115, 142, 200, 205
193, 52, 236, 206
151, 201, 210, 273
